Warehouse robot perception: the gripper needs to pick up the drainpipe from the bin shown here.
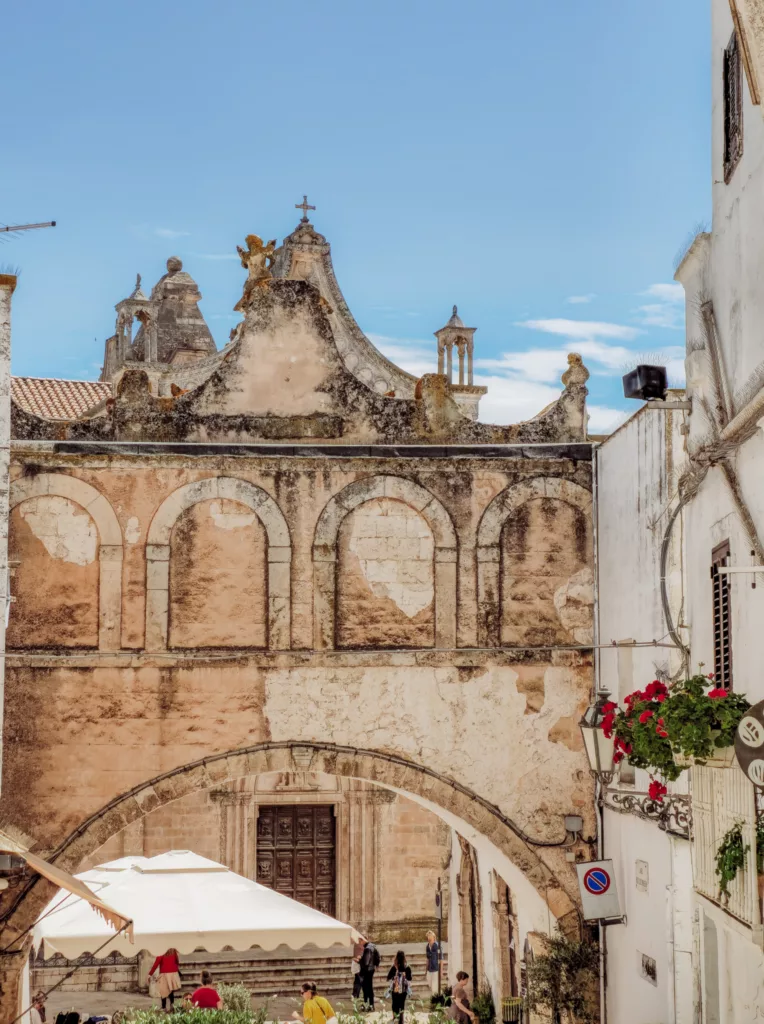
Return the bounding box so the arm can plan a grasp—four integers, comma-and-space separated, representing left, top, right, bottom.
0, 275, 14, 796
592, 444, 607, 1024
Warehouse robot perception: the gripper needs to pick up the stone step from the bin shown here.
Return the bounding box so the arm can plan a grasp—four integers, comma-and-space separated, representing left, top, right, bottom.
176, 948, 447, 1001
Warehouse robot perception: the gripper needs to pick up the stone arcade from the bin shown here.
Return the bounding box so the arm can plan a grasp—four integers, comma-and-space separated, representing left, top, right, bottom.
0, 210, 596, 1015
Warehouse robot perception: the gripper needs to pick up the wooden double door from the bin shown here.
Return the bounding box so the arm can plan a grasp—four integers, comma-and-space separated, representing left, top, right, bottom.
256, 805, 336, 917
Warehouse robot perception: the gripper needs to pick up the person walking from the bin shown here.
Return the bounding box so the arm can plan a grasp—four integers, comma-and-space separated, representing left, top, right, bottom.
293, 981, 337, 1024
190, 969, 223, 1010
357, 936, 381, 1009
451, 971, 478, 1024
425, 930, 441, 996
386, 950, 412, 1024
148, 947, 182, 1012
29, 992, 46, 1024
352, 934, 368, 1002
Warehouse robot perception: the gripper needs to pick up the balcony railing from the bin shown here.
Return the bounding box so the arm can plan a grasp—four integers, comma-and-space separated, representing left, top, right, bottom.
692, 763, 760, 928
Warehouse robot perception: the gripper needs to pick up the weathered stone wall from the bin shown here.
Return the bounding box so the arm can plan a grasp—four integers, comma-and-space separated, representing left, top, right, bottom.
0, 444, 595, 1001
169, 498, 268, 648
8, 497, 100, 648
337, 497, 435, 648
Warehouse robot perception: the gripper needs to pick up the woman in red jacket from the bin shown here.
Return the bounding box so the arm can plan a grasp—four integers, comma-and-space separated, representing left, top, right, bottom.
148, 947, 182, 1012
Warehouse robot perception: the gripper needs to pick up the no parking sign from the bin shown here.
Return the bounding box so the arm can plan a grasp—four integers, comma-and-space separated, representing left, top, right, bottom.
576, 860, 622, 921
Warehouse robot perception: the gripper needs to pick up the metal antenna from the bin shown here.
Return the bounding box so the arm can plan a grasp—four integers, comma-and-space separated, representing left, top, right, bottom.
0, 221, 56, 242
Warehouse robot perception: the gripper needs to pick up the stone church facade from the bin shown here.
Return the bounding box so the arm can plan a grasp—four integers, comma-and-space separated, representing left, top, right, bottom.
0, 209, 596, 1015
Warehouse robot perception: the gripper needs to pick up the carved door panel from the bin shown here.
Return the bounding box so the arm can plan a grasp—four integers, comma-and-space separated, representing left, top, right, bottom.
256, 805, 336, 916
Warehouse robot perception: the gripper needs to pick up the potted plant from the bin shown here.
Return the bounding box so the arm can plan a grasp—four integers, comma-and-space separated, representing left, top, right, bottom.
600, 673, 750, 794
715, 822, 750, 901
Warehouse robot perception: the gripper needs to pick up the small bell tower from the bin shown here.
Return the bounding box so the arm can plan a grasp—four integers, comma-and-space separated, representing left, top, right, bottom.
434, 306, 486, 420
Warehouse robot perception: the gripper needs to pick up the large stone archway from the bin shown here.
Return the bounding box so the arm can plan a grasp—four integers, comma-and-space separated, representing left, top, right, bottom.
0, 742, 579, 959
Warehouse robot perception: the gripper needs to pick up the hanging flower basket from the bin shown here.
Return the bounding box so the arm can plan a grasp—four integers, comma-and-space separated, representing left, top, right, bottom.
600, 674, 750, 786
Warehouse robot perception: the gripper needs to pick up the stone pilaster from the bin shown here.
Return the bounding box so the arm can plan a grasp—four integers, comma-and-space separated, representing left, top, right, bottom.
0, 276, 14, 795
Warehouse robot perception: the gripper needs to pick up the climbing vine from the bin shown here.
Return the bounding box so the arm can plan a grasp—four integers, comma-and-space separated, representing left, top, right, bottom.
715, 822, 750, 898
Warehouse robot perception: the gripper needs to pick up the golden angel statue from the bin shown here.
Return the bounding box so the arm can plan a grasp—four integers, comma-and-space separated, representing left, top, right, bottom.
234, 234, 277, 311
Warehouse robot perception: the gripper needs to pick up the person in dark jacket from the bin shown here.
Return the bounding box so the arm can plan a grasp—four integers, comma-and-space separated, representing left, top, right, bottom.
357, 937, 381, 1009
352, 933, 368, 1002
386, 950, 412, 1024
425, 931, 441, 995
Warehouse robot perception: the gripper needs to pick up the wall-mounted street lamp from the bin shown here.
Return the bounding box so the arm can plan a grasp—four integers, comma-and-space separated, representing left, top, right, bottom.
579, 692, 616, 786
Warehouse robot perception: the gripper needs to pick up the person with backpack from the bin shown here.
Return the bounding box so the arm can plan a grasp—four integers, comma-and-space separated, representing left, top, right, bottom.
386, 950, 412, 1024
352, 933, 368, 1002
358, 937, 381, 1009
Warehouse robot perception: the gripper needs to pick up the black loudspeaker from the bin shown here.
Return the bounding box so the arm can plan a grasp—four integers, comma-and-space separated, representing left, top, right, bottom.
622, 365, 668, 401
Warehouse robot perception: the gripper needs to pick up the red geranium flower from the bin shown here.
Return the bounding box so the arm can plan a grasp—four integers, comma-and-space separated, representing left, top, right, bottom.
654, 693, 667, 703
648, 780, 667, 802
613, 751, 624, 764
639, 710, 654, 723
656, 727, 668, 738
602, 701, 618, 713
707, 673, 715, 680
644, 681, 668, 700
708, 687, 728, 699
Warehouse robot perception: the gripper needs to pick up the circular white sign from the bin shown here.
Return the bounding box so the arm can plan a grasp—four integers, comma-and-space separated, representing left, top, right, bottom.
747, 759, 764, 786
738, 716, 764, 749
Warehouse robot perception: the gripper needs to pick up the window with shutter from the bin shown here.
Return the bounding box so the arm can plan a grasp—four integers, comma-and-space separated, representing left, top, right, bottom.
724, 31, 743, 182
711, 541, 732, 690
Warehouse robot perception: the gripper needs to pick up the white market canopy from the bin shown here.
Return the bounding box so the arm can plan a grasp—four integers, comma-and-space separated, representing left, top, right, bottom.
34, 850, 359, 959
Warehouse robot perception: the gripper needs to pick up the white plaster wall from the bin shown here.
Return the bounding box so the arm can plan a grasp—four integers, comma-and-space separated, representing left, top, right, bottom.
597, 405, 691, 1024
708, 0, 764, 404
697, 898, 764, 1022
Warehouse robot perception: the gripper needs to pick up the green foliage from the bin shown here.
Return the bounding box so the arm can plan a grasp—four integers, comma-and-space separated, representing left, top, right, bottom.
608, 674, 750, 781
757, 818, 764, 874
431, 986, 452, 1009
526, 934, 599, 1024
715, 822, 750, 898
472, 987, 496, 1024
217, 984, 253, 1014
427, 1003, 455, 1024
662, 675, 750, 760
124, 1009, 255, 1024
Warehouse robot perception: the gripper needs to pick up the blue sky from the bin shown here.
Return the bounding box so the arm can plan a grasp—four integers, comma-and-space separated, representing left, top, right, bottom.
2, 0, 709, 432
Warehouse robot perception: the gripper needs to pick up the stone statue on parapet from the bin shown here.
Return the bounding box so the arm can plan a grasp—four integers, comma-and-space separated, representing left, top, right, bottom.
562, 352, 590, 389
234, 234, 277, 311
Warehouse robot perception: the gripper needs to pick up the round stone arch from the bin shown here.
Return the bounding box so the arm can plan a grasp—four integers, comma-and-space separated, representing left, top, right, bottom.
144, 477, 291, 651
312, 475, 457, 649
475, 477, 593, 646
9, 473, 123, 651
4, 741, 578, 947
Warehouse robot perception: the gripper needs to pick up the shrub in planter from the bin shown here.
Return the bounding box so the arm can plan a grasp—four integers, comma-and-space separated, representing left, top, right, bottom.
601, 673, 750, 787
472, 987, 497, 1024
526, 934, 599, 1024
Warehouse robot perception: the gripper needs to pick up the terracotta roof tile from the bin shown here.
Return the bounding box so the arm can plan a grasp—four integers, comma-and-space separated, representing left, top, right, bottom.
11, 377, 113, 421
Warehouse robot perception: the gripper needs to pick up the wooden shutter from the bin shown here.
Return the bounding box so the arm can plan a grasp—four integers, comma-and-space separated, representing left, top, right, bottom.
711, 541, 732, 690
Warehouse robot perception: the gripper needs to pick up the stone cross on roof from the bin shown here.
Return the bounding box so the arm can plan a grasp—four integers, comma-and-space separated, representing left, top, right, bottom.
295, 195, 316, 222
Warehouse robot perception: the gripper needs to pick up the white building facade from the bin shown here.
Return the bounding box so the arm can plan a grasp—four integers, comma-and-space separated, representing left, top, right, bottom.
597, 1, 764, 1020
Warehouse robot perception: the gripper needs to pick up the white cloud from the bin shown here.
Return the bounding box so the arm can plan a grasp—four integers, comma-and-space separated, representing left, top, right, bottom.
368, 335, 435, 379
567, 294, 595, 304
643, 283, 684, 302
155, 227, 190, 239
637, 282, 685, 329
519, 318, 642, 342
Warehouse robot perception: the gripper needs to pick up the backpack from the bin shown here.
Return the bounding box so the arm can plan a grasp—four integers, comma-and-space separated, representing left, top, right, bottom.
361, 942, 381, 970
392, 968, 411, 995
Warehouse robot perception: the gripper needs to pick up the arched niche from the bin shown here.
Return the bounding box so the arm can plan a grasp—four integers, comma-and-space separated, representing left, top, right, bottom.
312, 476, 457, 649
145, 478, 291, 651
9, 474, 123, 650
476, 478, 592, 647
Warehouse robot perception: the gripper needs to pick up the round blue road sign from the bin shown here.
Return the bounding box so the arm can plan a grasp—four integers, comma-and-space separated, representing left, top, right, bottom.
583, 867, 611, 895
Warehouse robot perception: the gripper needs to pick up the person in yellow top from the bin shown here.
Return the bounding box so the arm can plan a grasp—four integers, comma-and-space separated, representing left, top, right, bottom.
293, 981, 337, 1024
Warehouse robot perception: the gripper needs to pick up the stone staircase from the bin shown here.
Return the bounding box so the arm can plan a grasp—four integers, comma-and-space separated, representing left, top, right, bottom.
178, 943, 448, 1004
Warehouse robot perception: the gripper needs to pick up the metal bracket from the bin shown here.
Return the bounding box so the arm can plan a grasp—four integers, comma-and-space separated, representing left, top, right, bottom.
601, 789, 692, 839
644, 400, 692, 411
